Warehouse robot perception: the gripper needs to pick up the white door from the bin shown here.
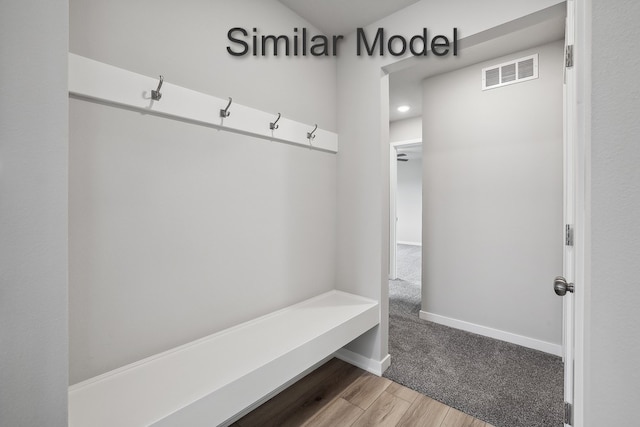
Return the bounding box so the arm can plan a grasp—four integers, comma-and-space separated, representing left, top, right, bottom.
558, 1, 576, 425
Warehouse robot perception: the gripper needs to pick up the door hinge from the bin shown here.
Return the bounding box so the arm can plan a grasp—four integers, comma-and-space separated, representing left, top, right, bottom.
566, 44, 574, 68
564, 401, 573, 425
566, 224, 574, 246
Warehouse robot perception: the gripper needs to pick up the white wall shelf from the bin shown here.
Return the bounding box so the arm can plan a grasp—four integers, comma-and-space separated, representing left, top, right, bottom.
68, 53, 338, 153
68, 290, 379, 427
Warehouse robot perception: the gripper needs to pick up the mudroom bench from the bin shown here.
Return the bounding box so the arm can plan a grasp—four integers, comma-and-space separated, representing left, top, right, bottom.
68, 290, 379, 426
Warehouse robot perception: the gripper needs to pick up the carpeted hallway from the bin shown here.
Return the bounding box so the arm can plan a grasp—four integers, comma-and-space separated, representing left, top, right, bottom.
384, 244, 564, 427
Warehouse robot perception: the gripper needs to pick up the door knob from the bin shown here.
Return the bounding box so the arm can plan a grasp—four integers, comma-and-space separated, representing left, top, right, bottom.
554, 276, 574, 296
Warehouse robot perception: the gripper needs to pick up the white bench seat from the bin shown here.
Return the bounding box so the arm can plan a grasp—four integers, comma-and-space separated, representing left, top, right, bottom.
68, 290, 379, 427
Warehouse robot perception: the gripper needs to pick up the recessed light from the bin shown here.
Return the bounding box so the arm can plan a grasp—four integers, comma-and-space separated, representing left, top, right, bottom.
397, 105, 410, 113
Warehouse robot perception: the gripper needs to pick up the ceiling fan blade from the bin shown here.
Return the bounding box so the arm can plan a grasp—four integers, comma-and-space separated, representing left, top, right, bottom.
397, 153, 408, 157
397, 158, 408, 162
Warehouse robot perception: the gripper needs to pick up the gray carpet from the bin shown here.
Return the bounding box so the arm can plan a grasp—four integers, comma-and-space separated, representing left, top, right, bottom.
396, 243, 422, 284
384, 245, 564, 427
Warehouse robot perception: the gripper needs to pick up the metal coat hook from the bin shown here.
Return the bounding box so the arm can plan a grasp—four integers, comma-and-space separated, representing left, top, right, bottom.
270, 113, 281, 130
151, 75, 164, 101
307, 124, 318, 141
220, 97, 232, 118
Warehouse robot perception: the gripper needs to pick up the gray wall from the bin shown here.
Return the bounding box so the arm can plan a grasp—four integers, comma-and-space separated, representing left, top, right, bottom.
396, 157, 422, 245
0, 0, 69, 425
421, 40, 564, 345
69, 0, 338, 383
589, 0, 640, 424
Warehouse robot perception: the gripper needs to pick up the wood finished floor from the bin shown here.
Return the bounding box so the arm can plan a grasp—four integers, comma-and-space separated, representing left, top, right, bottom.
233, 358, 494, 427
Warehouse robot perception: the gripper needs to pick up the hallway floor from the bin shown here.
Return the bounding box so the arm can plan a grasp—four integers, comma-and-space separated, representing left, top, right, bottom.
233, 358, 491, 427
385, 244, 564, 427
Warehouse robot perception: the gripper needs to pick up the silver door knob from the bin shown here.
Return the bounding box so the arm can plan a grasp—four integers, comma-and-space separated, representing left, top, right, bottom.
554, 276, 574, 296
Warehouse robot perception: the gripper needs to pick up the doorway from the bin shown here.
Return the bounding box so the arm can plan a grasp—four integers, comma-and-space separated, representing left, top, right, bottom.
389, 139, 422, 282
384, 14, 569, 427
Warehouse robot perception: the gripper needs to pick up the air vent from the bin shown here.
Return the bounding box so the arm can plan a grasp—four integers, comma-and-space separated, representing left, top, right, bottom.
485, 68, 499, 87
482, 54, 538, 90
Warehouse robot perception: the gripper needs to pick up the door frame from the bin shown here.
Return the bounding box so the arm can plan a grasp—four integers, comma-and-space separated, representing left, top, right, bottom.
383, 3, 590, 424
384, 2, 590, 424
563, 0, 577, 422
567, 0, 590, 425
389, 138, 422, 280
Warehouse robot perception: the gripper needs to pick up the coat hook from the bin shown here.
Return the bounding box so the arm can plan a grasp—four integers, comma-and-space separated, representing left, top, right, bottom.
270, 113, 281, 130
151, 75, 164, 101
220, 97, 232, 118
307, 124, 318, 140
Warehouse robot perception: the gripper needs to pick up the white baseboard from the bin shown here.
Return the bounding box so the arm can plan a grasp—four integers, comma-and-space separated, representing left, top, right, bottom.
397, 241, 422, 247
419, 311, 562, 357
334, 348, 391, 376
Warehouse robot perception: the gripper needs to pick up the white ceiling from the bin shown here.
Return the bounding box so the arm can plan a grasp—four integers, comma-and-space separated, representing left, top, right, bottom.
277, 1, 566, 123
389, 11, 565, 121
277, 0, 420, 36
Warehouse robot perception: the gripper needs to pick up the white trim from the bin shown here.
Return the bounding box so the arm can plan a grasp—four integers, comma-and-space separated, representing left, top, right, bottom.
571, 0, 590, 425
389, 145, 398, 280
68, 53, 338, 153
562, 1, 578, 425
334, 348, 391, 377
419, 311, 562, 357
397, 241, 422, 247
391, 138, 421, 147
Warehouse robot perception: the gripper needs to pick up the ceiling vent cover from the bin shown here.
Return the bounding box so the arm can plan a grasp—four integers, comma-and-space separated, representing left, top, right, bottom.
482, 54, 538, 90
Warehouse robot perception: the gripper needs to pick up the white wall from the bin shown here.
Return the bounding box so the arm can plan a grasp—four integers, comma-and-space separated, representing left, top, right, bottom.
336, 0, 565, 364
421, 40, 564, 346
3, 1, 639, 424
0, 0, 69, 425
396, 157, 422, 245
69, 0, 338, 383
390, 116, 422, 142
70, 0, 337, 131
588, 1, 640, 424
